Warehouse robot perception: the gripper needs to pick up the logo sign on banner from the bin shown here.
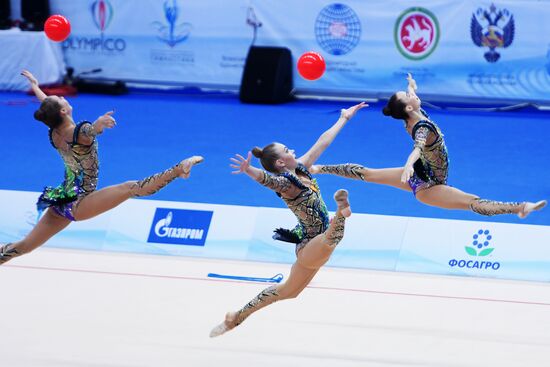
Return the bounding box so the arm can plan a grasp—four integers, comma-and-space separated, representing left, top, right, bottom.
147, 208, 213, 246
465, 229, 494, 257
471, 4, 515, 63
63, 0, 126, 53
91, 0, 113, 32
150, 0, 194, 65
449, 229, 501, 271
394, 7, 440, 60
315, 3, 362, 56
152, 0, 192, 48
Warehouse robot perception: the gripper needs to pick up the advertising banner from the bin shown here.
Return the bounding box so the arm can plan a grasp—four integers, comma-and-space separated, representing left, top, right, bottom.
2, 189, 549, 282
51, 0, 550, 102
52, 0, 251, 87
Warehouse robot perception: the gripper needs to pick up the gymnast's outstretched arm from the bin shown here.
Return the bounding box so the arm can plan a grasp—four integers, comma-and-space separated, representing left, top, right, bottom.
298, 102, 368, 169
21, 70, 47, 102
230, 151, 296, 195
76, 111, 117, 145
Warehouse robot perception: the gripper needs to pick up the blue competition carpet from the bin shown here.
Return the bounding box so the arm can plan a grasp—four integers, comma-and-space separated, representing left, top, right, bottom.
1, 90, 549, 225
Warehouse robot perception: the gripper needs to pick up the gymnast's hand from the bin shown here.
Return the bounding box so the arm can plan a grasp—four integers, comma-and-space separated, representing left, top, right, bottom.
401, 164, 414, 183
407, 73, 417, 92
93, 111, 117, 134
340, 101, 368, 121
21, 70, 38, 86
230, 152, 252, 174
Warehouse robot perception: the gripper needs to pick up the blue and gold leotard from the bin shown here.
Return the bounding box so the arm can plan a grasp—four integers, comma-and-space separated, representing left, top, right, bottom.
37, 121, 99, 221
408, 110, 449, 195
260, 164, 329, 254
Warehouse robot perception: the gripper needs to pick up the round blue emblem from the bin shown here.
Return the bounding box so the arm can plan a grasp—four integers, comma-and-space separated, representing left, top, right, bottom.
315, 4, 361, 56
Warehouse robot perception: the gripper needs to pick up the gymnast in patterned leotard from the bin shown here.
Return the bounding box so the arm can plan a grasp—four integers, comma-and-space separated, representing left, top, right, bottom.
0, 70, 204, 265
36, 120, 101, 221
209, 102, 368, 337
264, 162, 331, 254
405, 108, 449, 195
310, 73, 546, 218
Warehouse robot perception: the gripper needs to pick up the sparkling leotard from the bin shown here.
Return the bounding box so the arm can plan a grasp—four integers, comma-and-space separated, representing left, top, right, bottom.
408, 110, 449, 195
36, 121, 99, 220
260, 164, 329, 254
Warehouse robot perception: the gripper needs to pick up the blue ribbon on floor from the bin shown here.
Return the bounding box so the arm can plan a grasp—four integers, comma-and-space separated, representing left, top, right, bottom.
207, 272, 284, 283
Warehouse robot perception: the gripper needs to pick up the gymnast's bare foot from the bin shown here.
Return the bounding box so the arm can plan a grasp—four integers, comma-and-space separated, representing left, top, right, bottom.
179, 156, 204, 179
209, 311, 238, 338
309, 165, 321, 174
518, 200, 547, 219
334, 189, 351, 218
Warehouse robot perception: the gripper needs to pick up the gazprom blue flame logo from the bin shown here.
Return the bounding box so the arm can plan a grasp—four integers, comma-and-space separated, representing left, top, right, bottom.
314, 3, 361, 56
148, 208, 213, 246
152, 0, 192, 48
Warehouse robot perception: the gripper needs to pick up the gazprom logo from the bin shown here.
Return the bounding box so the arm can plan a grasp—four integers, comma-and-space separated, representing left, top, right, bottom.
147, 208, 213, 246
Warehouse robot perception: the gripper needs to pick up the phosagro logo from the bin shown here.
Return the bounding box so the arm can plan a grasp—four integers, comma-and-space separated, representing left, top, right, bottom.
147, 208, 213, 246
465, 229, 494, 256
394, 7, 440, 60
449, 229, 501, 270
63, 0, 127, 53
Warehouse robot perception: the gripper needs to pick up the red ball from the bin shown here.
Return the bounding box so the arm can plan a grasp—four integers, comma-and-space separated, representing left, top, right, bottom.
297, 51, 326, 81
44, 15, 71, 42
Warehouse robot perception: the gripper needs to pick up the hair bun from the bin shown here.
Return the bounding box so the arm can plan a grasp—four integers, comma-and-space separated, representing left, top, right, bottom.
33, 109, 45, 122
251, 147, 263, 158
382, 106, 392, 116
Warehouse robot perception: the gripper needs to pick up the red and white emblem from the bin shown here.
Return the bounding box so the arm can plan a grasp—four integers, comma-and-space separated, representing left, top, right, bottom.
395, 8, 440, 60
